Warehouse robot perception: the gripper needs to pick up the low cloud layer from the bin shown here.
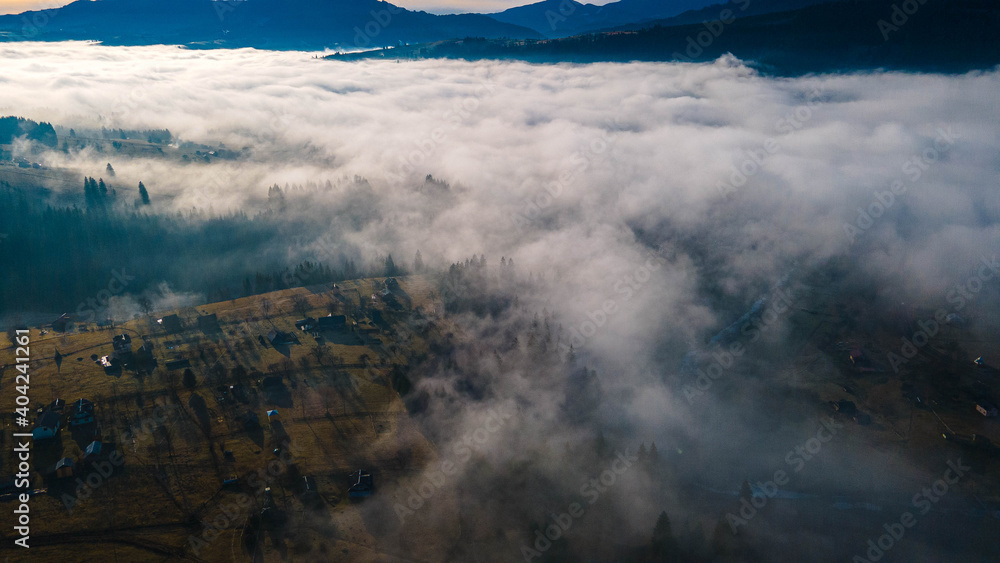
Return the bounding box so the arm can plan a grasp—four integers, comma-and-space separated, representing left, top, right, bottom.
6, 43, 997, 297
4, 41, 1000, 560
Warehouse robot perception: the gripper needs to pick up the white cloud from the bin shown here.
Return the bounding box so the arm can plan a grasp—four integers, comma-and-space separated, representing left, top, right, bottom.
4, 41, 999, 558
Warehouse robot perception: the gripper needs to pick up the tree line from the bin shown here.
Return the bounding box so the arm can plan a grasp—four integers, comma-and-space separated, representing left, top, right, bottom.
0, 116, 57, 148
0, 181, 389, 318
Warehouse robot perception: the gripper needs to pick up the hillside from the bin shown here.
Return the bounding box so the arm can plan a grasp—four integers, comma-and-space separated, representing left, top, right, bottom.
489, 0, 720, 38
0, 0, 542, 50
331, 0, 1000, 75
0, 276, 458, 561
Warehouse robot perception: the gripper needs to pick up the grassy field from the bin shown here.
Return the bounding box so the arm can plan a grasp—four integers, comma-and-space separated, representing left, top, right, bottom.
1, 270, 997, 561
0, 275, 443, 561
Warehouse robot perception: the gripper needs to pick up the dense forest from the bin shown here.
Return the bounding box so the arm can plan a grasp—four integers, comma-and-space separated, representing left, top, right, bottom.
0, 116, 57, 148
92, 126, 173, 144
0, 179, 391, 319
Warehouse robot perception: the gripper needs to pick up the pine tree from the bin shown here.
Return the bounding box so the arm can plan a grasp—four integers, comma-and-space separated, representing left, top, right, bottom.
138, 181, 150, 205
106, 163, 116, 177
413, 250, 423, 272
651, 511, 677, 559
83, 176, 93, 205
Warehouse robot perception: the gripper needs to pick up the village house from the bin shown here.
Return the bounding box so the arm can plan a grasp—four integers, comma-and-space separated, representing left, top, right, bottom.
976, 401, 998, 417
84, 441, 106, 462
157, 314, 183, 333
69, 398, 95, 427
32, 409, 61, 440
349, 469, 374, 499
100, 355, 119, 374
266, 330, 296, 346
112, 333, 132, 354
52, 313, 72, 332
52, 457, 75, 479
316, 315, 346, 331
383, 278, 412, 308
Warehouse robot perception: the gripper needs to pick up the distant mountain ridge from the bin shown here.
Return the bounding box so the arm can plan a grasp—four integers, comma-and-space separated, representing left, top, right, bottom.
331, 0, 1000, 76
490, 0, 714, 38
488, 0, 830, 38
0, 0, 544, 49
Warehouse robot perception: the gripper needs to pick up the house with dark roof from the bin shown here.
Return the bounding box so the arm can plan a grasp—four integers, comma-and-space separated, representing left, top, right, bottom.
134, 343, 156, 372
52, 313, 72, 332
32, 409, 61, 440
349, 469, 374, 499
316, 315, 346, 331
383, 278, 412, 308
84, 441, 106, 462
112, 333, 132, 354
157, 314, 183, 333
301, 475, 319, 503
266, 330, 296, 346
52, 457, 75, 479
378, 288, 402, 310
69, 398, 95, 427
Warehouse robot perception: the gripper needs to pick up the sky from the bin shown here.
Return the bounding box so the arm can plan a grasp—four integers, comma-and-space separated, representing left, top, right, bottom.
2, 40, 999, 560
0, 0, 63, 15
0, 0, 619, 16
